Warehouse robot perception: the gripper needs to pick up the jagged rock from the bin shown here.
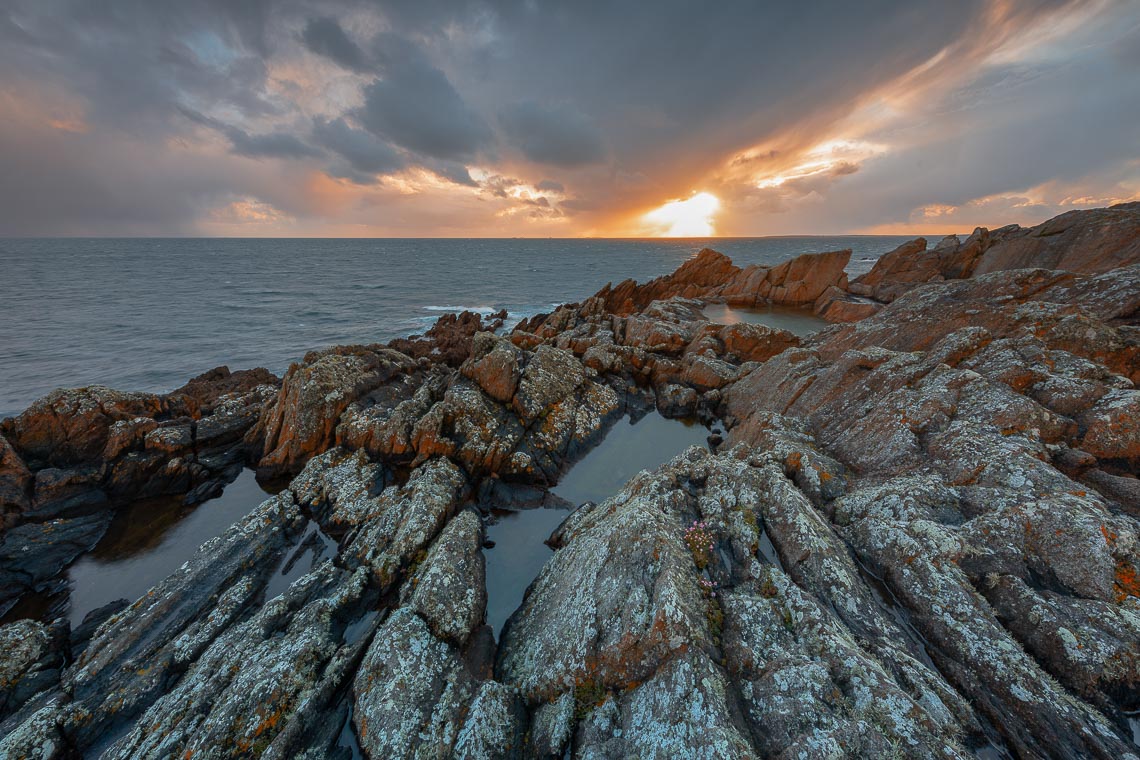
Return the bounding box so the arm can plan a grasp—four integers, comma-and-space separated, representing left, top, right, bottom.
0, 703, 67, 760
462, 333, 523, 404
251, 345, 416, 480
341, 457, 469, 590
597, 248, 742, 314
975, 201, 1140, 276
171, 365, 281, 413
813, 285, 884, 322
720, 249, 851, 307
847, 230, 996, 303
0, 513, 110, 616
102, 564, 374, 758
0, 433, 32, 524
585, 247, 851, 315
0, 371, 277, 616
1080, 389, 1140, 462
722, 570, 964, 758
0, 620, 65, 721
0, 386, 186, 468
512, 345, 585, 423
716, 322, 800, 362
57, 490, 310, 750
336, 370, 445, 463
496, 447, 715, 704
26, 466, 107, 520
573, 650, 754, 758
1, 203, 1139, 759
848, 237, 934, 302
389, 309, 506, 366
528, 691, 574, 759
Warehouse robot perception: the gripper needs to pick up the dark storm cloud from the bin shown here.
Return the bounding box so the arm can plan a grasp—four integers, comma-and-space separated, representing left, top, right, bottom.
424, 159, 479, 187
312, 117, 404, 177
180, 107, 321, 160
300, 16, 370, 73
0, 0, 1134, 234
227, 129, 322, 160
1, 1, 281, 129
499, 102, 606, 167
354, 35, 494, 162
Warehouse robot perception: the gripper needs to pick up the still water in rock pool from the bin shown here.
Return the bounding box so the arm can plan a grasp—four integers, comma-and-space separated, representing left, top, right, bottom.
66, 469, 274, 627
483, 412, 712, 636
701, 302, 830, 337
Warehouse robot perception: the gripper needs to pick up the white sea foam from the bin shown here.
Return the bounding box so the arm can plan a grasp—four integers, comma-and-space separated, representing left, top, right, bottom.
422, 305, 499, 314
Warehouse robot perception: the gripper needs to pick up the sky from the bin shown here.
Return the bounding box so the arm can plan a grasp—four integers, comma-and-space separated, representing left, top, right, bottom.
0, 0, 1137, 237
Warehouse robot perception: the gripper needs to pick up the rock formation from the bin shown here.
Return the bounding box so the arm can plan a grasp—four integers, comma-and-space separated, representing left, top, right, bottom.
0, 204, 1137, 759
0, 367, 279, 618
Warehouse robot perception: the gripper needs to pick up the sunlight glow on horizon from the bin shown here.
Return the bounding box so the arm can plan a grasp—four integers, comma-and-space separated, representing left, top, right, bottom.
643, 192, 721, 236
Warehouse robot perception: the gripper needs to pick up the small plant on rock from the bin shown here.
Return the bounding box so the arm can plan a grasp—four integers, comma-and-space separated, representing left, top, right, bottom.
699, 578, 724, 644
685, 520, 716, 569
574, 679, 607, 720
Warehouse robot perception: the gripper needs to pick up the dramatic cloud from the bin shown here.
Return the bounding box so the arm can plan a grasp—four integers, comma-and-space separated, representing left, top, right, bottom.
355, 34, 493, 162
0, 0, 1135, 235
300, 16, 369, 73
312, 117, 404, 182
499, 102, 606, 167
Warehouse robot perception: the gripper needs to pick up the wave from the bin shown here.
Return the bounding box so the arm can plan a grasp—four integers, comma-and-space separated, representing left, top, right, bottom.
422, 305, 500, 315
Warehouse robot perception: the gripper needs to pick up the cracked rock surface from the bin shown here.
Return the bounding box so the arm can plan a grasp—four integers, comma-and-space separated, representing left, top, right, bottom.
0, 203, 1138, 758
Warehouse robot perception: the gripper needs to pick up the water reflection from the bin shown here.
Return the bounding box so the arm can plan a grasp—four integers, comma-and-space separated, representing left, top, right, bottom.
66, 469, 274, 627
701, 301, 829, 337
483, 412, 710, 636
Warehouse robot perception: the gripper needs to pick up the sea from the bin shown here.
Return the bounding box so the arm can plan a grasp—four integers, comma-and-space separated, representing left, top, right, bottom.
0, 236, 917, 417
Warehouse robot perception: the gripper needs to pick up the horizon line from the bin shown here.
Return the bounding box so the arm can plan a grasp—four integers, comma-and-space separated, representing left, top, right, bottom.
0, 232, 966, 241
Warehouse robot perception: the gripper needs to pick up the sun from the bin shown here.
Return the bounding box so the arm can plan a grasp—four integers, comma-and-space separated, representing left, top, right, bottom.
643, 191, 721, 236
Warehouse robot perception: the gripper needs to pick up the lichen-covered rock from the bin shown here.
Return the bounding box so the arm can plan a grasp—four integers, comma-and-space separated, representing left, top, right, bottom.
462, 333, 523, 404
401, 509, 486, 647
102, 564, 374, 758
722, 570, 964, 758
1, 205, 1138, 759
528, 691, 574, 759
496, 448, 714, 703
341, 457, 469, 590
252, 345, 417, 479
0, 386, 184, 468
1080, 389, 1140, 462
353, 607, 476, 759
573, 650, 753, 759
0, 702, 67, 760
974, 201, 1140, 276
452, 681, 527, 759
59, 489, 311, 749
0, 620, 64, 721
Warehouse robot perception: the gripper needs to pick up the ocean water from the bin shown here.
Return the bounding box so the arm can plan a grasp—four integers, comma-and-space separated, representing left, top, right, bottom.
0, 236, 914, 416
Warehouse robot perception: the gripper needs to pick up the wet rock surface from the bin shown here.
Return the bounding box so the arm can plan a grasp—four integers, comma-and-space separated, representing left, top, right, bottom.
0, 203, 1138, 758
0, 368, 280, 617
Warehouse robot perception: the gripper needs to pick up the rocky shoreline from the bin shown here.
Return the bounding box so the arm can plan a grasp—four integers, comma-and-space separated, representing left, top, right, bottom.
1, 202, 1138, 758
